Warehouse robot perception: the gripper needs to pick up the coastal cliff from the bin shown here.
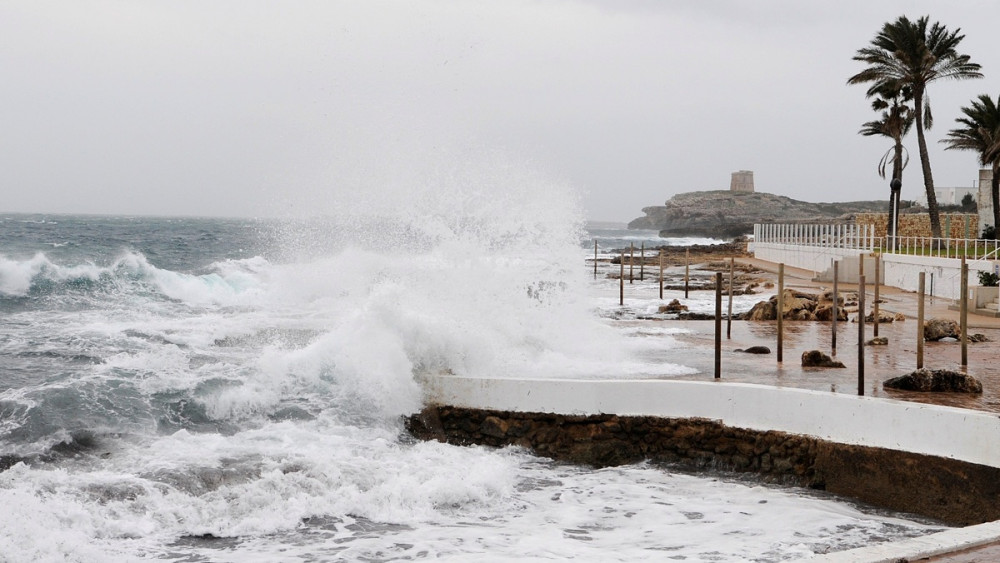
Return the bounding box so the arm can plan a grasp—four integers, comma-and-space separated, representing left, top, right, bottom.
628, 191, 887, 238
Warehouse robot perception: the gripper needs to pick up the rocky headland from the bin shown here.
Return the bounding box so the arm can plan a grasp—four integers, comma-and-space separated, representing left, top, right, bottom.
628, 190, 887, 238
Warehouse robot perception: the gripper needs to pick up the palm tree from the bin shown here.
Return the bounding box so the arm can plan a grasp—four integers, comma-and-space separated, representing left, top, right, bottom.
848, 15, 982, 239
859, 85, 913, 247
942, 94, 1000, 237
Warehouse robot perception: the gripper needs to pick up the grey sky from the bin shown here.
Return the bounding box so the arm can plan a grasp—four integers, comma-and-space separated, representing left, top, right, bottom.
2, 1, 999, 222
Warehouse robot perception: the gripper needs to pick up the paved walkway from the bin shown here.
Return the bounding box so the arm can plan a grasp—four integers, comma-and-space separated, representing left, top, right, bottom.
734, 256, 1000, 562
736, 256, 1000, 330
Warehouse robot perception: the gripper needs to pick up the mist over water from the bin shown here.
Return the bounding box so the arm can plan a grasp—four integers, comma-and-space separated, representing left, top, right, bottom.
0, 157, 943, 560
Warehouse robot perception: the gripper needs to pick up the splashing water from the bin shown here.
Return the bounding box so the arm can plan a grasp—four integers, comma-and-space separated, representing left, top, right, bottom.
0, 155, 943, 561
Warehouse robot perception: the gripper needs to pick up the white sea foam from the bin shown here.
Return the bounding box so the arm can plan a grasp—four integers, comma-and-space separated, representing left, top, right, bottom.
0, 153, 946, 560
0, 437, 943, 562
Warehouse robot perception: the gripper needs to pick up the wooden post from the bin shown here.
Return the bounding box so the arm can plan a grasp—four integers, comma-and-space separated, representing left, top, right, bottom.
715, 272, 722, 379
684, 249, 690, 299
640, 242, 645, 281
726, 257, 734, 339
619, 250, 625, 307
593, 240, 598, 279
858, 254, 865, 324
832, 261, 838, 357
961, 258, 969, 368
917, 272, 925, 369
629, 243, 634, 284
858, 274, 865, 396
658, 249, 664, 300
777, 263, 784, 363
873, 254, 880, 337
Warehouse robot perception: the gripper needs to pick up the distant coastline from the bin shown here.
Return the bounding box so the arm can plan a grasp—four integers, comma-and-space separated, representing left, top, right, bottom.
628, 190, 889, 238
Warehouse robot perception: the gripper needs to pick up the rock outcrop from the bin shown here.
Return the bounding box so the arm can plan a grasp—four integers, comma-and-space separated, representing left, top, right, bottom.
628, 190, 887, 237
883, 369, 983, 393
863, 310, 898, 324
658, 299, 688, 313
745, 289, 847, 321
735, 346, 771, 354
923, 319, 960, 341
801, 350, 846, 368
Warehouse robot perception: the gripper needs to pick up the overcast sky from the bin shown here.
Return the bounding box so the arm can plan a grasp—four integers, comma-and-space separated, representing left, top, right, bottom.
3, 1, 1000, 222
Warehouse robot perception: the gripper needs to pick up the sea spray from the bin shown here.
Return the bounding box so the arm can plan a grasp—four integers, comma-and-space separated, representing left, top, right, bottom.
0, 163, 948, 560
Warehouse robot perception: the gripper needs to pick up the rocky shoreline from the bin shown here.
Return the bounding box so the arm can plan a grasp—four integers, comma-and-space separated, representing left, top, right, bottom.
628, 190, 887, 238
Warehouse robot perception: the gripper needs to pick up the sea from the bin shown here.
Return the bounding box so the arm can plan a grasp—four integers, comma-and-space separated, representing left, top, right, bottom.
0, 209, 944, 562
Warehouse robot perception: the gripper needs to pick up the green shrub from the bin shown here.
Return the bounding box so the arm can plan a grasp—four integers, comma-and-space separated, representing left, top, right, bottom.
978, 270, 999, 286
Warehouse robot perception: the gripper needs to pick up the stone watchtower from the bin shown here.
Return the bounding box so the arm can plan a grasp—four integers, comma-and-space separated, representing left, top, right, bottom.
979, 168, 994, 230
730, 170, 754, 193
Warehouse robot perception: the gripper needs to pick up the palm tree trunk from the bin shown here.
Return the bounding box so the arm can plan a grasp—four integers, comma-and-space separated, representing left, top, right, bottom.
913, 88, 943, 239
891, 140, 904, 248
992, 162, 1000, 239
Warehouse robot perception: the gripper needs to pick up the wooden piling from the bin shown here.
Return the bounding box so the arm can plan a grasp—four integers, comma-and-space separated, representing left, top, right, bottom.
726, 257, 734, 339
873, 254, 880, 337
658, 250, 664, 300
832, 261, 838, 357
629, 243, 634, 284
640, 242, 645, 281
684, 249, 690, 299
917, 272, 925, 369
777, 263, 784, 363
858, 274, 866, 396
619, 250, 625, 307
961, 258, 968, 368
715, 272, 722, 379
858, 254, 865, 323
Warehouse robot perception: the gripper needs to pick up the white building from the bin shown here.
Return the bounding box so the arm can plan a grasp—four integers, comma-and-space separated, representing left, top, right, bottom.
914, 186, 978, 207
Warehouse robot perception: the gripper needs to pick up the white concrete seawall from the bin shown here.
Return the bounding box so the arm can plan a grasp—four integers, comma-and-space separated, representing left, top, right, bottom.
420, 375, 1000, 561
422, 375, 1000, 469
752, 241, 995, 300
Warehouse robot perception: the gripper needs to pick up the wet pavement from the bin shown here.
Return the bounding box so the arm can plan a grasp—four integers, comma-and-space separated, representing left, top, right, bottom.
605, 255, 1000, 414
596, 252, 1000, 561
601, 252, 1000, 563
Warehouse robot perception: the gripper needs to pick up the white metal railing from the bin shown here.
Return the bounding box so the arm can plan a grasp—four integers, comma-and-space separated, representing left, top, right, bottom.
884, 236, 1000, 260
753, 223, 876, 251
754, 223, 1000, 260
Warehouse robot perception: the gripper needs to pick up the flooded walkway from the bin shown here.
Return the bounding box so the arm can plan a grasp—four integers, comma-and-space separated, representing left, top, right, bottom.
609, 255, 1000, 414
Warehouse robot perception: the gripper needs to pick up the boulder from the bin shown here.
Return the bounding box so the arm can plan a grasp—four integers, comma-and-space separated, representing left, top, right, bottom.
781, 289, 817, 315
883, 369, 983, 393
745, 300, 777, 321
658, 299, 688, 313
746, 289, 820, 321
735, 346, 771, 354
801, 350, 845, 368
863, 310, 898, 324
814, 305, 848, 322
817, 290, 844, 305
792, 309, 815, 321
970, 333, 991, 343
678, 312, 715, 320
867, 336, 889, 346
923, 319, 960, 341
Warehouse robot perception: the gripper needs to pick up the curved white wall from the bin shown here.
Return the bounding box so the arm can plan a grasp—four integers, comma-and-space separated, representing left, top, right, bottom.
421, 375, 1000, 469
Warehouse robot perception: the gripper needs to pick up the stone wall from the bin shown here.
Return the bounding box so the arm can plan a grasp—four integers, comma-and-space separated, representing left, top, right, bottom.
855, 212, 979, 239
406, 407, 1000, 526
